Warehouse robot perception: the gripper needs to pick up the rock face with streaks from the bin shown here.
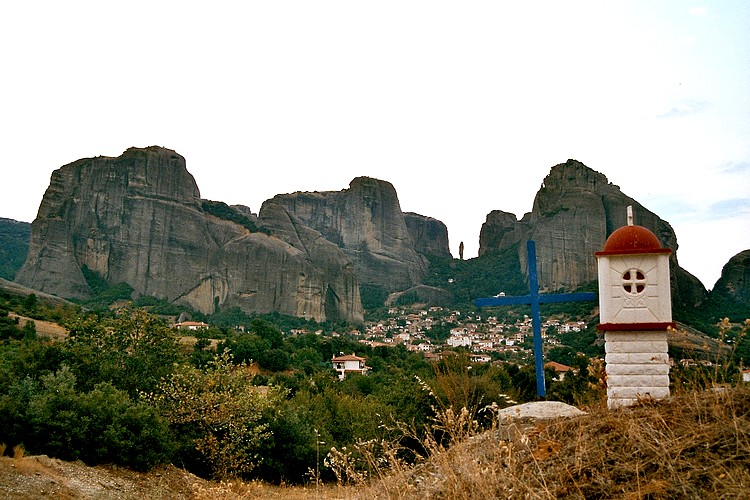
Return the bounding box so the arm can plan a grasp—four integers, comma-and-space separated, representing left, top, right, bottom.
15, 146, 363, 323
269, 177, 429, 293
711, 249, 750, 310
478, 159, 707, 309
404, 212, 452, 258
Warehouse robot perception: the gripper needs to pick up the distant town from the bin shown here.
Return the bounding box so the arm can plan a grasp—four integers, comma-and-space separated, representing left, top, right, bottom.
281, 306, 590, 364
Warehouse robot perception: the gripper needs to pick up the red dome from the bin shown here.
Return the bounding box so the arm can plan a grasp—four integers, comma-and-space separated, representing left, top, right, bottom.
597, 225, 671, 255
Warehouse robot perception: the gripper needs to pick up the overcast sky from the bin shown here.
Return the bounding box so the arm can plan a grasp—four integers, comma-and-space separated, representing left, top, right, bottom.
1, 1, 748, 290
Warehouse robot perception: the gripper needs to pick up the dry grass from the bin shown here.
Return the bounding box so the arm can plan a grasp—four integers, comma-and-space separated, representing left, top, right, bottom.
1, 387, 747, 499
340, 385, 750, 499
8, 313, 69, 340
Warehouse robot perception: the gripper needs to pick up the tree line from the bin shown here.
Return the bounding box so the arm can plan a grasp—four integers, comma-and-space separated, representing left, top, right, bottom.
0, 290, 605, 483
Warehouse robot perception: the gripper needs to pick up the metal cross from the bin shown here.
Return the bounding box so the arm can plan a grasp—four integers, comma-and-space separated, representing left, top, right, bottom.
475, 240, 597, 398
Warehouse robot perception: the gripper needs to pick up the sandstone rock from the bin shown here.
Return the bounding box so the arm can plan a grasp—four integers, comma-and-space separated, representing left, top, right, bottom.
257, 200, 363, 323
404, 212, 452, 258
478, 210, 524, 255
478, 159, 707, 309
712, 249, 750, 306
231, 204, 257, 221
270, 177, 429, 292
16, 147, 362, 323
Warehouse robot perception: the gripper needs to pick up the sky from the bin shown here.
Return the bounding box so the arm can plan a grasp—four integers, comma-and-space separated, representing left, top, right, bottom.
1, 1, 748, 290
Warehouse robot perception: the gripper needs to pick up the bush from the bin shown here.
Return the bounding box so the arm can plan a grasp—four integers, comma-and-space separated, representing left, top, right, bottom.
8, 366, 173, 470
63, 309, 180, 396
146, 353, 285, 479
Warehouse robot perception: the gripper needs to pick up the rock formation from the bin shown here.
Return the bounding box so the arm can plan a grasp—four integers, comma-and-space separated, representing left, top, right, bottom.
269, 177, 429, 292
478, 159, 707, 309
712, 250, 750, 306
479, 210, 522, 254
15, 147, 363, 323
404, 212, 452, 258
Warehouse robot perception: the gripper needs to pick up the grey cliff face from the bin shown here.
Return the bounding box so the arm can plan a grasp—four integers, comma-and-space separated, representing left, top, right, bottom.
479, 210, 523, 255
16, 146, 362, 323
478, 159, 707, 308
270, 177, 429, 292
712, 249, 750, 304
404, 212, 452, 258
257, 201, 363, 323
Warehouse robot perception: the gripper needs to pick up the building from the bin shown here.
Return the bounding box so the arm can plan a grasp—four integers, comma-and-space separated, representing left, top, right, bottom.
173, 321, 209, 331
447, 336, 472, 348
470, 353, 492, 363
331, 353, 369, 380
545, 361, 575, 381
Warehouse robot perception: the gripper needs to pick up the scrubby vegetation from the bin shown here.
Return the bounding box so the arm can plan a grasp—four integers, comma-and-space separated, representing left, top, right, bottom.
201, 200, 270, 235
0, 218, 30, 281
0, 269, 748, 497
423, 246, 528, 307
0, 289, 608, 485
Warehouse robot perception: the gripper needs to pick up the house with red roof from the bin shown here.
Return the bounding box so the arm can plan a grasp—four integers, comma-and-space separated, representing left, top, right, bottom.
331, 353, 369, 380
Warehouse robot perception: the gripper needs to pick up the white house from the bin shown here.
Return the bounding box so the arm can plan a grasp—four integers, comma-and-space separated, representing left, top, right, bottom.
470, 353, 492, 363
447, 336, 472, 348
173, 321, 209, 331
331, 353, 369, 380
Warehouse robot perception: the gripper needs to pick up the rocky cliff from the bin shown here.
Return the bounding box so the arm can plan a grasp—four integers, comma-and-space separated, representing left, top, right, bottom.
269, 177, 429, 292
404, 212, 452, 258
712, 250, 750, 306
478, 159, 707, 308
15, 147, 363, 323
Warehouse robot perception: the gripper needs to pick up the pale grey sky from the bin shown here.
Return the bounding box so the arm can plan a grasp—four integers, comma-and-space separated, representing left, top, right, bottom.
1, 1, 748, 290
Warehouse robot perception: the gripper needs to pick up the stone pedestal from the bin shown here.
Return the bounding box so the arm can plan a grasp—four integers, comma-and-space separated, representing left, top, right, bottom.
604, 331, 670, 408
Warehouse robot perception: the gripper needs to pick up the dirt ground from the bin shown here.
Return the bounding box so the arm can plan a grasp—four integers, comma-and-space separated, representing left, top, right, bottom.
0, 455, 349, 500
8, 313, 68, 340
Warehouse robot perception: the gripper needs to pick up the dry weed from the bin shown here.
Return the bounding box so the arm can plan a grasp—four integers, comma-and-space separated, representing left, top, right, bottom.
343, 385, 750, 499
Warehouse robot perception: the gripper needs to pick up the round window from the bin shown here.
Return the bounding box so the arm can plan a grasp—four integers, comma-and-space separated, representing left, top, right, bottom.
622, 269, 646, 294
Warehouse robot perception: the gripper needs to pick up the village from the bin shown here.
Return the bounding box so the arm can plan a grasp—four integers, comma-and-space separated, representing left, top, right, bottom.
343, 306, 588, 365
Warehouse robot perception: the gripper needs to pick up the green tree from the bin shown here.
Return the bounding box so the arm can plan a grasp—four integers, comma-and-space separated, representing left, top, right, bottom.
17, 366, 173, 469
64, 309, 180, 396
146, 352, 285, 479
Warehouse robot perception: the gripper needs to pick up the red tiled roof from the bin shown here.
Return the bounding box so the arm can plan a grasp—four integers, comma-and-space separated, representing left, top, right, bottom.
332, 354, 365, 361
545, 361, 574, 372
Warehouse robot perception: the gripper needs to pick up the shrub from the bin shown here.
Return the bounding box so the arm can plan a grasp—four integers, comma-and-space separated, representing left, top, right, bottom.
146, 353, 285, 479
5, 365, 173, 469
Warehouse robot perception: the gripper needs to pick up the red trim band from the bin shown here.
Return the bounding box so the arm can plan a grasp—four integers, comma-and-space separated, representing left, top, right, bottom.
595, 249, 672, 256
598, 322, 675, 331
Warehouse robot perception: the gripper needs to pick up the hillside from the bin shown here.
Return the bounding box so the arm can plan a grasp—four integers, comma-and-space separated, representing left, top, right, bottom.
2, 385, 748, 499
0, 218, 30, 281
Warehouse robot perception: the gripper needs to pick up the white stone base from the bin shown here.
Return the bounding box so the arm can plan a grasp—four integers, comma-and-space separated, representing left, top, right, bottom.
605, 330, 670, 409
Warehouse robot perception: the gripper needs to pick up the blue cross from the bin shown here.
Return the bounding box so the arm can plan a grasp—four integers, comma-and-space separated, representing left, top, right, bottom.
475, 240, 596, 398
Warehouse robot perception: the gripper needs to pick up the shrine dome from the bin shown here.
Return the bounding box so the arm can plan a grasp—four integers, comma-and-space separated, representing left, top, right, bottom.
596, 225, 671, 255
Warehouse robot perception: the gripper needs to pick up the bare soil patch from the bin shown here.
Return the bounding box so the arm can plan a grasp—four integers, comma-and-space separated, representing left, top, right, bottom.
0, 455, 346, 499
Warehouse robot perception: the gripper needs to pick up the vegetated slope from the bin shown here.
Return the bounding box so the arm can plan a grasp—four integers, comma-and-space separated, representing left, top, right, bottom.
0, 218, 30, 281
1, 386, 747, 499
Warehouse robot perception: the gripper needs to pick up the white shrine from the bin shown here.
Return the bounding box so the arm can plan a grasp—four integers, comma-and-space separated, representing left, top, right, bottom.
595, 207, 675, 408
